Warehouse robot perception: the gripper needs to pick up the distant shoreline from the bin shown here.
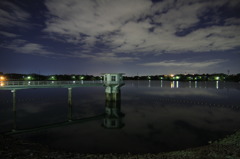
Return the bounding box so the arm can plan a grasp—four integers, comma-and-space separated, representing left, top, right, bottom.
1, 73, 240, 82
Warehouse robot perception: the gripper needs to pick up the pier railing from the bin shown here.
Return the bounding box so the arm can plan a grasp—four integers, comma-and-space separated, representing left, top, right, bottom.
103, 81, 125, 85
0, 80, 104, 89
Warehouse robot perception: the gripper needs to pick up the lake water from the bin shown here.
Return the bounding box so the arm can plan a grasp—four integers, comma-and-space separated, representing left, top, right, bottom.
0, 80, 240, 153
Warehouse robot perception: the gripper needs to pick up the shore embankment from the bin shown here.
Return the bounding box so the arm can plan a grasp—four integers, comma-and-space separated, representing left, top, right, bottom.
1, 130, 240, 159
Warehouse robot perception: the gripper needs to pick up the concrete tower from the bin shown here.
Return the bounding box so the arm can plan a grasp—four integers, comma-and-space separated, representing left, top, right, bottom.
102, 73, 125, 128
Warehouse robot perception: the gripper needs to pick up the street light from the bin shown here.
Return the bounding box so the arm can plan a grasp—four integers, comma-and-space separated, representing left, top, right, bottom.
175, 76, 180, 80
50, 76, 56, 80
80, 76, 84, 80
0, 76, 5, 81
215, 76, 220, 81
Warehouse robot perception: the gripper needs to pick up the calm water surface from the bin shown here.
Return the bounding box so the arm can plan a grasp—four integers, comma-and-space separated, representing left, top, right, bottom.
0, 80, 240, 153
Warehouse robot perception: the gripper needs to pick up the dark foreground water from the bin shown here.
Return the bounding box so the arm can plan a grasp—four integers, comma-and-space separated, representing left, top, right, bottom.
0, 81, 240, 153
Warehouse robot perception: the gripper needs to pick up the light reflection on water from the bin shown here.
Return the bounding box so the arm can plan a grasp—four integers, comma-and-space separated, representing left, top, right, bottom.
0, 81, 240, 153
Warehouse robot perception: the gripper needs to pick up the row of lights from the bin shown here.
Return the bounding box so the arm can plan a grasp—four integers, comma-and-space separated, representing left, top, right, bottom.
147, 74, 222, 81
0, 74, 223, 81
49, 75, 85, 80
21, 75, 86, 81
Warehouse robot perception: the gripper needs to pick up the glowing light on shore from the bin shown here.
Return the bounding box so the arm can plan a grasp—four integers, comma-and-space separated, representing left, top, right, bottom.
0, 76, 5, 81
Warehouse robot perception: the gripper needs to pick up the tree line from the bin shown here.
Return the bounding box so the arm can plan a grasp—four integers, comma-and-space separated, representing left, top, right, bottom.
1, 73, 240, 82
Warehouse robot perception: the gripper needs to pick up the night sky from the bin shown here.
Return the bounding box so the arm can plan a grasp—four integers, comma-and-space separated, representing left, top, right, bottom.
0, 0, 240, 76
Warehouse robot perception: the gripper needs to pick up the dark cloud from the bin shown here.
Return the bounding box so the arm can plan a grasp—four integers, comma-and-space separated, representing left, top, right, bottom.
1, 39, 54, 56
43, 0, 240, 56
0, 0, 239, 74
0, 0, 30, 27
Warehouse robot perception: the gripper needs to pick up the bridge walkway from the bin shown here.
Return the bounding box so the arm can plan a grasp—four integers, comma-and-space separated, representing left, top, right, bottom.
0, 80, 104, 90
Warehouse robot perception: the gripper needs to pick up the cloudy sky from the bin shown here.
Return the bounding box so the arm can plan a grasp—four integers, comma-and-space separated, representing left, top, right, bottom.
0, 0, 240, 76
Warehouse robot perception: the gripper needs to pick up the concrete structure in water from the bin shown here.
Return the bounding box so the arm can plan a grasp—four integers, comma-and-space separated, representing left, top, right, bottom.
102, 73, 125, 101
102, 73, 125, 129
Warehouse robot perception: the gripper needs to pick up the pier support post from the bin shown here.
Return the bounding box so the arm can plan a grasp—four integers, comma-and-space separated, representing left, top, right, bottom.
68, 88, 72, 122
11, 89, 16, 131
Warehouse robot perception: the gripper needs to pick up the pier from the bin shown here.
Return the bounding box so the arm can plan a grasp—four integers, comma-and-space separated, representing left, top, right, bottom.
0, 73, 125, 133
0, 80, 103, 90
0, 73, 124, 92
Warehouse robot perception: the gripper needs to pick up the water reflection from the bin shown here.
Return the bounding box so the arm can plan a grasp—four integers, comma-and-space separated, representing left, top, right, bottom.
103, 91, 124, 129
1, 81, 240, 153
170, 81, 179, 88
68, 88, 72, 121
126, 80, 233, 90
5, 88, 124, 134
170, 81, 174, 88
148, 80, 151, 87
11, 90, 16, 131
195, 81, 197, 88
189, 81, 191, 88
216, 81, 219, 89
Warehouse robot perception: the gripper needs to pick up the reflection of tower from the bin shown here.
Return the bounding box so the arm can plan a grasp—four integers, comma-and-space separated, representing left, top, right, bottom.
102, 73, 125, 129
103, 91, 124, 129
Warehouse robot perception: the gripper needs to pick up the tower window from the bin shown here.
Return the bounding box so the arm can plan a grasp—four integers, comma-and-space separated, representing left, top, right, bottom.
111, 76, 116, 81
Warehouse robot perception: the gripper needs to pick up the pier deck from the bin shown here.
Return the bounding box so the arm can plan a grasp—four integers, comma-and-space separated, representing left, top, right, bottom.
0, 81, 104, 90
